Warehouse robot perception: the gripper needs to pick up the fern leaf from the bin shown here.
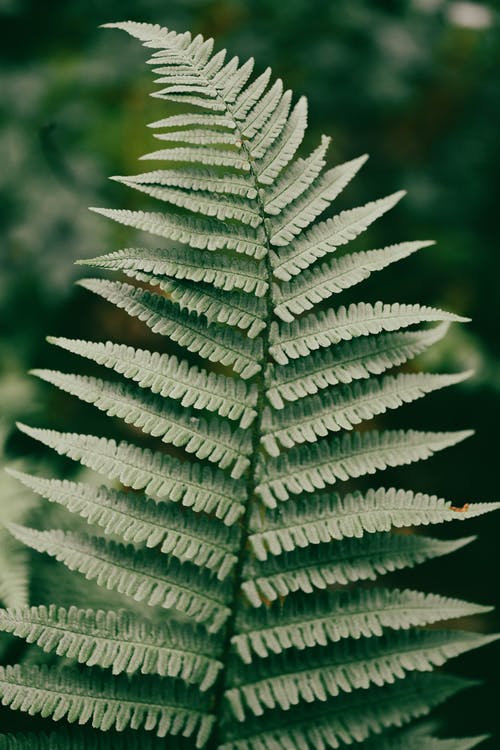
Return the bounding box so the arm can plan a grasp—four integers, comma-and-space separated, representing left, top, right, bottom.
268, 155, 368, 246
6, 471, 238, 578
79, 246, 268, 296
237, 79, 285, 139
232, 587, 492, 662
261, 372, 470, 455
266, 323, 449, 407
89, 207, 266, 259
5, 19, 495, 748
0, 664, 214, 744
274, 240, 434, 321
132, 273, 267, 338
254, 97, 308, 185
245, 88, 293, 158
112, 177, 263, 227
219, 673, 475, 750
151, 129, 239, 145
256, 429, 472, 506
78, 279, 262, 379
249, 487, 499, 559
0, 604, 222, 687
270, 302, 467, 365
110, 167, 256, 198
226, 630, 497, 719
32, 370, 252, 478
231, 67, 272, 120
7, 526, 231, 632
241, 533, 473, 605
47, 337, 257, 428
271, 190, 406, 280
264, 136, 330, 215
16, 423, 244, 524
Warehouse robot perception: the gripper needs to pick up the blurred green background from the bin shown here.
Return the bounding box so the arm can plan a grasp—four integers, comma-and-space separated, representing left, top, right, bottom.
1, 0, 499, 743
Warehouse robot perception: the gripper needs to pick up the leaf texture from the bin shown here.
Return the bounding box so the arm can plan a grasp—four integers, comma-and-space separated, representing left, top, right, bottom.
0, 665, 214, 745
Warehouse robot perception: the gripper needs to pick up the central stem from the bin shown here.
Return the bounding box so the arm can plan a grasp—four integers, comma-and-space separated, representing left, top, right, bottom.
160, 45, 276, 745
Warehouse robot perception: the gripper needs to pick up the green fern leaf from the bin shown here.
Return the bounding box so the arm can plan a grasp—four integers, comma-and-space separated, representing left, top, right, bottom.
241, 533, 473, 605
3, 20, 497, 749
78, 278, 262, 378
0, 605, 222, 687
256, 429, 472, 506
219, 673, 475, 750
268, 155, 368, 246
7, 525, 231, 632
47, 337, 257, 428
0, 664, 213, 744
232, 587, 492, 662
261, 372, 469, 455
32, 370, 252, 478
264, 136, 330, 215
15, 423, 244, 523
270, 302, 467, 365
266, 323, 450, 407
274, 240, 434, 321
80, 246, 268, 296
226, 630, 497, 719
249, 487, 499, 558
7, 471, 238, 578
128, 273, 267, 338
271, 190, 406, 280
113, 177, 263, 227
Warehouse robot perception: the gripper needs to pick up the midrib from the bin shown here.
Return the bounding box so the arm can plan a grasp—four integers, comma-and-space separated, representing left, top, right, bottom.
169, 43, 276, 746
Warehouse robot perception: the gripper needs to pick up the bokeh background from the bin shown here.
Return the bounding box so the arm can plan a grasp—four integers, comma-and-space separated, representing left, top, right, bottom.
1, 0, 499, 744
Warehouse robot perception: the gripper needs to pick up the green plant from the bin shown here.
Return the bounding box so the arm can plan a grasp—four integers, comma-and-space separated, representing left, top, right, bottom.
0, 20, 498, 750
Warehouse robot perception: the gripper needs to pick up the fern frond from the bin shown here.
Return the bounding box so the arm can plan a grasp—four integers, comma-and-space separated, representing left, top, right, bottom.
0, 605, 222, 688
89, 207, 266, 259
264, 136, 330, 215
273, 241, 434, 321
0, 664, 213, 744
266, 323, 450, 408
241, 533, 473, 605
47, 337, 257, 428
7, 526, 231, 632
16, 424, 244, 524
243, 87, 292, 157
78, 278, 262, 378
270, 302, 467, 365
6, 471, 238, 578
219, 673, 475, 750
271, 190, 406, 280
130, 273, 267, 338
80, 245, 267, 296
248, 487, 499, 558
32, 370, 252, 478
256, 429, 472, 506
110, 167, 256, 198
268, 155, 368, 247
232, 587, 492, 662
5, 19, 495, 748
253, 97, 308, 185
112, 177, 263, 227
261, 372, 469, 455
226, 630, 496, 719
